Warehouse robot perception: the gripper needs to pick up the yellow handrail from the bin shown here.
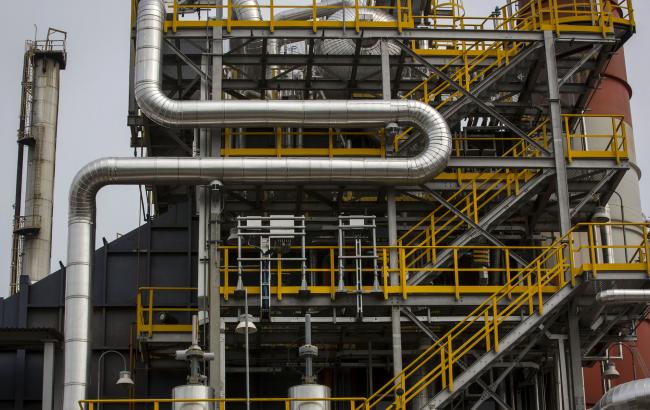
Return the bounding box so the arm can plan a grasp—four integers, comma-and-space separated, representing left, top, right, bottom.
80, 397, 367, 410
137, 223, 650, 339
361, 221, 650, 410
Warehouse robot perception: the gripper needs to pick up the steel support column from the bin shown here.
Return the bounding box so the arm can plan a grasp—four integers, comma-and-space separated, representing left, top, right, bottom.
382, 39, 402, 378
544, 31, 571, 235
209, 12, 226, 398
544, 31, 585, 410
545, 30, 585, 410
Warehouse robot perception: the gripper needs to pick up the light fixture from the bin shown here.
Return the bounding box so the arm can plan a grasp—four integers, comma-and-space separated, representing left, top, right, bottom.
235, 314, 257, 334
227, 227, 238, 244
116, 370, 135, 385
603, 362, 620, 380
592, 206, 611, 223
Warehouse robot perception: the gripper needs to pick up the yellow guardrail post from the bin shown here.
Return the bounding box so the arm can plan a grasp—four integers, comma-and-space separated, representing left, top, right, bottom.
430, 215, 437, 263
505, 249, 512, 299
611, 116, 620, 164
224, 249, 229, 300
330, 249, 336, 300
440, 345, 447, 388
172, 0, 178, 32
643, 225, 650, 277
354, 0, 360, 32
447, 337, 454, 391
564, 115, 573, 162
396, 0, 403, 32
382, 249, 389, 299
399, 248, 407, 299
588, 224, 598, 278
453, 248, 460, 301
136, 290, 142, 336
472, 180, 479, 223
568, 231, 576, 286
154, 402, 160, 410
227, 0, 232, 32
536, 260, 544, 315
277, 255, 283, 300
148, 288, 154, 337
270, 0, 275, 32
492, 298, 499, 352
484, 309, 491, 351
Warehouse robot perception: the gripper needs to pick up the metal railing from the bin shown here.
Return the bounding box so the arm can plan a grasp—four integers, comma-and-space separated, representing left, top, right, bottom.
136, 287, 196, 337
221, 128, 386, 158
138, 0, 635, 35
164, 0, 414, 32
565, 114, 628, 163
397, 113, 628, 269
80, 397, 366, 410
361, 221, 650, 410
136, 222, 650, 337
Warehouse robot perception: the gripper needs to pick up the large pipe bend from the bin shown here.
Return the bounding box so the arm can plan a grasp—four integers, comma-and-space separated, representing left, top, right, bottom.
62, 0, 450, 408
134, 0, 450, 183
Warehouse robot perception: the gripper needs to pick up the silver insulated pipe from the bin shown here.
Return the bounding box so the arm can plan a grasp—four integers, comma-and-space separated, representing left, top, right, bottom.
596, 289, 650, 305
592, 378, 650, 409
61, 0, 451, 408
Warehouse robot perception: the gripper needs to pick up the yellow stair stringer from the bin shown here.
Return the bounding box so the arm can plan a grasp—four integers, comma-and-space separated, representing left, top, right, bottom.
361, 225, 584, 410
398, 122, 548, 269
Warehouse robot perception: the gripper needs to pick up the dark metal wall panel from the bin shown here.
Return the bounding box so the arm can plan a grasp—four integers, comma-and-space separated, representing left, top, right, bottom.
0, 201, 199, 409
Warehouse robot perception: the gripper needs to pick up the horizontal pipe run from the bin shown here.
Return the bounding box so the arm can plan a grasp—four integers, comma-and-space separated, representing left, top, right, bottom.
596, 289, 650, 305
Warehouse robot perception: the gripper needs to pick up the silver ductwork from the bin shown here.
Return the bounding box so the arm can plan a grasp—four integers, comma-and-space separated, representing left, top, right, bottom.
274, 0, 355, 21
592, 378, 650, 409
596, 289, 650, 305
317, 8, 400, 79
62, 0, 451, 408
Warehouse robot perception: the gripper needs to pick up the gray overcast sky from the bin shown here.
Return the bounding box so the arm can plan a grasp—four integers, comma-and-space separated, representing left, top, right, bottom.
0, 1, 648, 297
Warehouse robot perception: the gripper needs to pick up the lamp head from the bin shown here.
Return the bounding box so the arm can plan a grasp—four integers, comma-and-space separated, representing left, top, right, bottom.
235, 314, 258, 334
116, 370, 134, 386
602, 362, 620, 380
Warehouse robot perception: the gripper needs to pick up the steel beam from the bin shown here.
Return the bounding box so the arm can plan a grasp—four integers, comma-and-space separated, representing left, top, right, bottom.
400, 307, 512, 410
397, 42, 551, 155
419, 185, 529, 266
164, 38, 212, 81
569, 170, 616, 219
544, 31, 571, 235
441, 42, 544, 118
158, 28, 621, 42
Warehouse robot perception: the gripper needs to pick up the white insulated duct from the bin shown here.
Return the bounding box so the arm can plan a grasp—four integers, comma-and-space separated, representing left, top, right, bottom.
596, 290, 650, 305
62, 0, 451, 408
591, 378, 650, 409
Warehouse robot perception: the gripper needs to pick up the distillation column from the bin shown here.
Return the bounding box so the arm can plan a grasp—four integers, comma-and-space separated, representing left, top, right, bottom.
22, 43, 66, 283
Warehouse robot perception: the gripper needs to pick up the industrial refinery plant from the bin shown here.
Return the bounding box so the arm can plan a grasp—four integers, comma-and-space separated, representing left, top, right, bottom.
2, 0, 650, 409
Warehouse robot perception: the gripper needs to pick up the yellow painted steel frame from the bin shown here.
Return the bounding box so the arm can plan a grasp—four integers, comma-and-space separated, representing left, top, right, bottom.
164, 0, 414, 33
361, 222, 650, 410
136, 223, 650, 339
80, 397, 366, 410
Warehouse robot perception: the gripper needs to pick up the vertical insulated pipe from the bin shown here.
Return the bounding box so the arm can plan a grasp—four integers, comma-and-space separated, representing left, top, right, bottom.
61, 1, 451, 408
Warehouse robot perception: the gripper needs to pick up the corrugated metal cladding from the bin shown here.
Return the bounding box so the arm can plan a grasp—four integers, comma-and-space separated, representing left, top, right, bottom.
0, 201, 198, 409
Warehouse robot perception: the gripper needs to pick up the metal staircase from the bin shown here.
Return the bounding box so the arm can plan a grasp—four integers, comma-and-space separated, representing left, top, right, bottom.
361, 222, 650, 410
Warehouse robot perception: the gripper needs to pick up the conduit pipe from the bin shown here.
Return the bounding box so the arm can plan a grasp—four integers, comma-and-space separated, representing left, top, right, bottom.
62, 1, 450, 408
591, 378, 650, 409
596, 290, 650, 305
